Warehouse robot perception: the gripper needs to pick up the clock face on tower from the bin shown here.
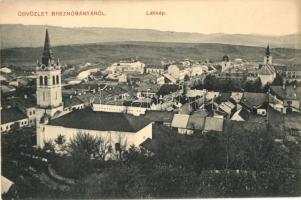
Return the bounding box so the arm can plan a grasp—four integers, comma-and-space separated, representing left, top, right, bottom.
41, 65, 46, 70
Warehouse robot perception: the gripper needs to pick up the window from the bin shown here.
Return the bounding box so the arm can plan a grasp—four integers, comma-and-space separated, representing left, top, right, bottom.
43, 92, 45, 101
56, 75, 59, 84
44, 76, 48, 85
53, 76, 55, 85
56, 91, 58, 100
29, 111, 32, 116
39, 76, 43, 85
115, 143, 121, 152
108, 145, 113, 153
33, 110, 35, 114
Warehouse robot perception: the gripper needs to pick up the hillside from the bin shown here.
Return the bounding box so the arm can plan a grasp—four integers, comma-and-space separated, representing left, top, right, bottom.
1, 42, 301, 68
1, 24, 300, 49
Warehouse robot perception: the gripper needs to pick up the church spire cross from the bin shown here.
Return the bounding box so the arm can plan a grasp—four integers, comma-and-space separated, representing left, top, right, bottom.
42, 29, 54, 66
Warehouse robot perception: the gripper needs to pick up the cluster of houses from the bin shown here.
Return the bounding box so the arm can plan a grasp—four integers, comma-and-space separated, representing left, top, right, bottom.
1, 30, 301, 157
0, 95, 36, 132
0, 67, 36, 94
103, 57, 217, 86
216, 45, 276, 86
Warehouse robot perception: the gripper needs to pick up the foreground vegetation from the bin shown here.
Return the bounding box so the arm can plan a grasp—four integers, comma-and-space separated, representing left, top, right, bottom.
2, 124, 301, 199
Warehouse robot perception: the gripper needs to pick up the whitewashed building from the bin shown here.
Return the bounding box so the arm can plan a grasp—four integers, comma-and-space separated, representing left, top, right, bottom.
107, 61, 145, 74
92, 103, 147, 116
38, 110, 153, 155
146, 65, 165, 74
258, 45, 276, 85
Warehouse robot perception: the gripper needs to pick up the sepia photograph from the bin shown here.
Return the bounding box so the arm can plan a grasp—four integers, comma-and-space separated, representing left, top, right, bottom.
0, 0, 300, 199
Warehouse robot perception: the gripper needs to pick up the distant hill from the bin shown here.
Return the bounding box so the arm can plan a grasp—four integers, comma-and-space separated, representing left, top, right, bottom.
1, 24, 300, 49
2, 42, 301, 68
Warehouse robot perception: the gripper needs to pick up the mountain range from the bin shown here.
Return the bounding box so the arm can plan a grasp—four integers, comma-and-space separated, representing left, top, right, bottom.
1, 24, 300, 49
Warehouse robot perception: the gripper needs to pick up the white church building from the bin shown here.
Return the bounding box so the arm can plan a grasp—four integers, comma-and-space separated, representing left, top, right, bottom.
258, 44, 276, 85
35, 30, 152, 152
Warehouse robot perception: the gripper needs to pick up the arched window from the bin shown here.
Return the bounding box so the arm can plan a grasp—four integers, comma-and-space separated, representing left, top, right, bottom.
52, 76, 55, 85
39, 76, 43, 85
44, 76, 48, 85
56, 75, 59, 84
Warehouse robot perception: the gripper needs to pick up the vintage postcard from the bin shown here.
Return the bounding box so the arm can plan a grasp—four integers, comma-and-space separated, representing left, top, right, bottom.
0, 0, 300, 199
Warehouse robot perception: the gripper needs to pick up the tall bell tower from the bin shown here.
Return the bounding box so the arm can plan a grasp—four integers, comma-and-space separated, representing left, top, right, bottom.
36, 29, 63, 147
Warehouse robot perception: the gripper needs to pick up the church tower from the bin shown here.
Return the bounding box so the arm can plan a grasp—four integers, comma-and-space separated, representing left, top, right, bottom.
264, 44, 272, 65
36, 29, 63, 147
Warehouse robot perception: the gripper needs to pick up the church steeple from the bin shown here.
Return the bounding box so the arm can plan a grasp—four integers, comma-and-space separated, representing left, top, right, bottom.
264, 43, 272, 65
36, 29, 63, 148
266, 43, 270, 56
42, 29, 54, 66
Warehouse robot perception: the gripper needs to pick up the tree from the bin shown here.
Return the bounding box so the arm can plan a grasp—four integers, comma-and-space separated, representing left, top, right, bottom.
67, 131, 105, 159
244, 78, 262, 92
66, 131, 101, 177
273, 73, 284, 86
65, 131, 119, 177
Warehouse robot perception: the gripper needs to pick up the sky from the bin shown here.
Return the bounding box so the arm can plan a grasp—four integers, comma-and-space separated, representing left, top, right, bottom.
0, 0, 300, 36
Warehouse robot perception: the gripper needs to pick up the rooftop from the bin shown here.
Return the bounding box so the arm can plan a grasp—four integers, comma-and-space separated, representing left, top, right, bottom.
145, 65, 164, 69
171, 114, 189, 129
76, 93, 99, 103
286, 64, 301, 71
1, 107, 27, 124
204, 117, 224, 132
63, 96, 85, 108
49, 110, 151, 133
258, 64, 275, 75
270, 86, 301, 100
274, 64, 301, 72
135, 83, 160, 93
218, 92, 232, 102
187, 114, 206, 130
241, 92, 268, 108
284, 113, 301, 130
19, 98, 36, 108
158, 84, 180, 95
144, 110, 174, 123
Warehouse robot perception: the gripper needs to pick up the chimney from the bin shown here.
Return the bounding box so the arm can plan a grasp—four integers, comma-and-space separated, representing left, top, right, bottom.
24, 94, 28, 99
282, 82, 286, 90
294, 84, 296, 89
